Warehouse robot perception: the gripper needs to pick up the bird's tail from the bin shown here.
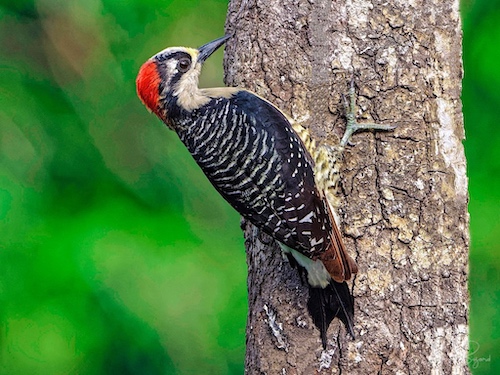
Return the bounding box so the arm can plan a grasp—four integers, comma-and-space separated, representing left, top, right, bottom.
307, 280, 355, 349
283, 246, 355, 348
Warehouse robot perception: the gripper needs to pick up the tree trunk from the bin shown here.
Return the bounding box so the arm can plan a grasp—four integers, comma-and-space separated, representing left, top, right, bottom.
224, 0, 469, 373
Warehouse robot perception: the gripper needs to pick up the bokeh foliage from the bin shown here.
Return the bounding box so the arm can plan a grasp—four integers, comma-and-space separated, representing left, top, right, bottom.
0, 0, 498, 374
462, 0, 500, 373
0, 1, 246, 374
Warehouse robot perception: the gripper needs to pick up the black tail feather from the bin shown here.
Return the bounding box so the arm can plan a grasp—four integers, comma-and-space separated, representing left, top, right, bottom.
285, 252, 355, 348
307, 280, 355, 349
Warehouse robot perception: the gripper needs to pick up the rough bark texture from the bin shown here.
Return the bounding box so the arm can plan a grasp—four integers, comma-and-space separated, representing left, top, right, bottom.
224, 0, 469, 373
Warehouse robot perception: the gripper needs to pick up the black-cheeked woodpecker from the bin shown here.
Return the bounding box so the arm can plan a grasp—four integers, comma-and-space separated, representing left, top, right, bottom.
136, 36, 393, 348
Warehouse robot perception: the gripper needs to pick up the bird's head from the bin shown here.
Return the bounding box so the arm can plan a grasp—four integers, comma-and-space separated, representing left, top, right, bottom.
136, 36, 229, 122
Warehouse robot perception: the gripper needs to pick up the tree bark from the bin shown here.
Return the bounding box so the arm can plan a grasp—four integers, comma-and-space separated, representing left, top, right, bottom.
224, 0, 469, 373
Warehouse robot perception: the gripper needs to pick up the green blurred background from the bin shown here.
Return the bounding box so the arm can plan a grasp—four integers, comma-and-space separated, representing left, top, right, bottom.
0, 0, 497, 374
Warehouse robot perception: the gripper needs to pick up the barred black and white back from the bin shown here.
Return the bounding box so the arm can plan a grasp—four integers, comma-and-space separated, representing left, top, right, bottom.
172, 90, 335, 256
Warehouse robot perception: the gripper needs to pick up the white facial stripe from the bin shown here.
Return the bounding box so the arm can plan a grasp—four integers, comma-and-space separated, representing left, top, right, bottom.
167, 59, 178, 73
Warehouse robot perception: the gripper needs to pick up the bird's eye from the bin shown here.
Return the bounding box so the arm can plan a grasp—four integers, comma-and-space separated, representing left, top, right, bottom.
178, 58, 191, 72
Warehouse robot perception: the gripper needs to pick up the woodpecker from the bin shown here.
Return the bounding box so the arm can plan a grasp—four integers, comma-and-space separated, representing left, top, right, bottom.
136, 36, 392, 348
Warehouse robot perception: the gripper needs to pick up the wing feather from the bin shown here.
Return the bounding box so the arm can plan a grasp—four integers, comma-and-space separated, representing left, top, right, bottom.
184, 89, 356, 281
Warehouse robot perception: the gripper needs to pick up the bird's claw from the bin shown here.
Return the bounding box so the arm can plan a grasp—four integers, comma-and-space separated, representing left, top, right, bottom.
340, 80, 396, 147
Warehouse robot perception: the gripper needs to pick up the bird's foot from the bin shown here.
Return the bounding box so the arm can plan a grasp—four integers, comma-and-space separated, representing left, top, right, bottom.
340, 79, 396, 147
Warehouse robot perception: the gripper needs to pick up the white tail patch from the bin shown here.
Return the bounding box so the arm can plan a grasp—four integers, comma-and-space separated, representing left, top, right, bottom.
279, 243, 330, 288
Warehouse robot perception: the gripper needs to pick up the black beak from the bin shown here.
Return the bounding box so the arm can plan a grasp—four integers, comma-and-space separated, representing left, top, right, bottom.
197, 36, 229, 63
